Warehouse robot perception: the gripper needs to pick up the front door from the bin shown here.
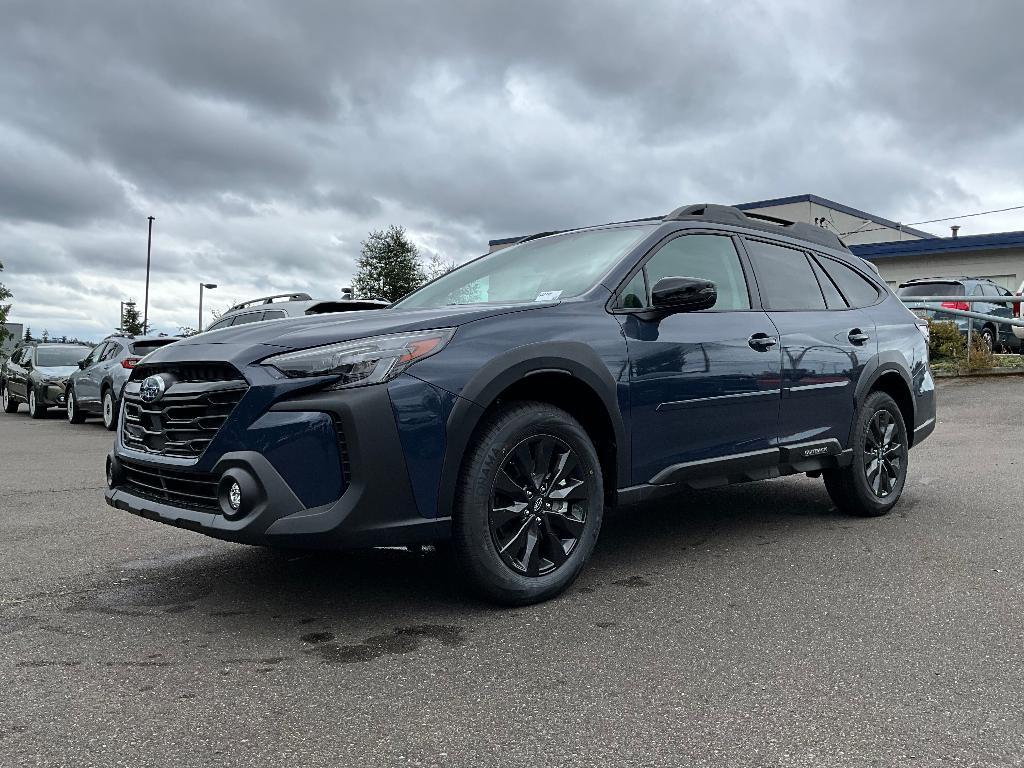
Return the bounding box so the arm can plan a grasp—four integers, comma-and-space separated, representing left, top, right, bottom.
618, 232, 782, 485
744, 239, 878, 449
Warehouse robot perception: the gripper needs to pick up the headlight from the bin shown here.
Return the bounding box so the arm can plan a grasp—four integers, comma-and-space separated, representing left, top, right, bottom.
261, 328, 455, 388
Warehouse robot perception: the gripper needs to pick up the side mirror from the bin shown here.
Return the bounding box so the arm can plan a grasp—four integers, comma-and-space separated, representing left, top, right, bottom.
649, 276, 717, 316
78, 359, 88, 369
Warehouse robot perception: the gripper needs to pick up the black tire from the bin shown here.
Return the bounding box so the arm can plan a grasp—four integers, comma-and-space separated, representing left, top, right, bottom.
28, 388, 47, 419
1, 382, 18, 413
101, 388, 118, 431
452, 401, 604, 606
67, 388, 86, 424
824, 391, 908, 517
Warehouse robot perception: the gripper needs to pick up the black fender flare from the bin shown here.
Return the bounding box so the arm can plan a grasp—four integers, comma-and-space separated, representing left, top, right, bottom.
436, 341, 628, 517
850, 350, 915, 441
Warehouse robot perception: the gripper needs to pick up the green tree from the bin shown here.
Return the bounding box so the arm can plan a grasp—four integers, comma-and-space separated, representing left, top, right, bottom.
120, 300, 144, 335
0, 260, 12, 347
41, 328, 49, 342
351, 225, 426, 302
425, 252, 457, 281
24, 327, 33, 342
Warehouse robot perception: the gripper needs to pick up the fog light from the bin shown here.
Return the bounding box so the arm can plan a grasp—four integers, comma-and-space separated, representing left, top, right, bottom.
105, 455, 120, 489
228, 481, 242, 512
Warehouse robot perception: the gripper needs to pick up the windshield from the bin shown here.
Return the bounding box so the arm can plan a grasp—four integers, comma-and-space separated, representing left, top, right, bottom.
36, 347, 89, 367
898, 282, 964, 298
395, 226, 653, 309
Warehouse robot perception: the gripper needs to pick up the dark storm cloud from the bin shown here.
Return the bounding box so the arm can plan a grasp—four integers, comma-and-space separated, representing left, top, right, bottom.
0, 0, 1021, 339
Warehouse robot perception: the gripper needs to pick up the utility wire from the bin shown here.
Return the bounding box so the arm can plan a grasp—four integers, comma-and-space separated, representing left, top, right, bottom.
839, 204, 1024, 237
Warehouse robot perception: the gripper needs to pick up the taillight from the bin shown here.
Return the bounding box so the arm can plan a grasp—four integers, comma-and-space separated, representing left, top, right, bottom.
121, 357, 140, 369
940, 301, 969, 311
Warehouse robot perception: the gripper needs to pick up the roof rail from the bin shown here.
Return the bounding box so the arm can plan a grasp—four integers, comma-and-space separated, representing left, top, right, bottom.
663, 203, 849, 252
226, 292, 313, 313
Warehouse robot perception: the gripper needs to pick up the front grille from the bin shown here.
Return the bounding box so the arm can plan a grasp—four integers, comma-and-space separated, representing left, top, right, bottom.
122, 379, 248, 458
131, 362, 244, 384
120, 458, 219, 510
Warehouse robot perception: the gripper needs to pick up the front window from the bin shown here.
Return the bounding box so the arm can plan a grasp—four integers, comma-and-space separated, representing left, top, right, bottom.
36, 347, 89, 367
395, 226, 653, 309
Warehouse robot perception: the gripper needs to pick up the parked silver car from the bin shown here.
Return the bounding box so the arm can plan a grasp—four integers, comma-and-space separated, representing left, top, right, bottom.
66, 334, 181, 429
204, 292, 388, 332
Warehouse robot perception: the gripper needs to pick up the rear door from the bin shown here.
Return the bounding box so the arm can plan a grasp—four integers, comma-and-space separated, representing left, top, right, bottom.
744, 239, 877, 451
77, 343, 110, 405
8, 348, 28, 399
619, 231, 782, 484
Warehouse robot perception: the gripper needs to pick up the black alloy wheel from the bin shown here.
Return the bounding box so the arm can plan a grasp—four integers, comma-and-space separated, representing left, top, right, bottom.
824, 390, 908, 517
863, 409, 904, 498
452, 400, 604, 605
488, 434, 588, 577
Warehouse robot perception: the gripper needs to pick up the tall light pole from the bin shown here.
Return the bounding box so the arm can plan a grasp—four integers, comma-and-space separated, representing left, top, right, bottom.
143, 215, 155, 335
198, 283, 217, 333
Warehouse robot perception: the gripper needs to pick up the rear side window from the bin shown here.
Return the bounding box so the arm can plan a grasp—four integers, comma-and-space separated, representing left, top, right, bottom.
263, 310, 287, 320
230, 313, 262, 326
744, 239, 825, 311
810, 259, 847, 309
816, 256, 880, 308
100, 342, 122, 362
641, 234, 751, 310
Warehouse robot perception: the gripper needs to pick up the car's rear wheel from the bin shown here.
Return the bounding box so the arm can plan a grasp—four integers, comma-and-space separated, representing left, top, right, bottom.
824, 391, 908, 517
101, 389, 117, 431
1, 383, 18, 414
67, 389, 86, 424
28, 388, 47, 419
452, 401, 603, 605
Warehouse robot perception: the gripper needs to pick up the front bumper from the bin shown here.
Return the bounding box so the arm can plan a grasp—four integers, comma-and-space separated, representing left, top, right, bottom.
105, 378, 451, 549
38, 380, 68, 407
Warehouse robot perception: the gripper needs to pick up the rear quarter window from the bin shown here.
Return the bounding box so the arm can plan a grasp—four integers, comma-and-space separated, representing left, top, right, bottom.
816, 256, 881, 308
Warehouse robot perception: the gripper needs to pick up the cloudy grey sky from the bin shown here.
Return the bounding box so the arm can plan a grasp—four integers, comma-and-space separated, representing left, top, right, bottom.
2, 0, 1023, 340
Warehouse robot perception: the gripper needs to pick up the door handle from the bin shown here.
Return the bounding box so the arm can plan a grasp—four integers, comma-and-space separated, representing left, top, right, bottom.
848, 329, 870, 345
748, 333, 778, 351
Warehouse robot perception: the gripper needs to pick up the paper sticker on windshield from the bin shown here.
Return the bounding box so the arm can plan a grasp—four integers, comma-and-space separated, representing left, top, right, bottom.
535, 291, 562, 302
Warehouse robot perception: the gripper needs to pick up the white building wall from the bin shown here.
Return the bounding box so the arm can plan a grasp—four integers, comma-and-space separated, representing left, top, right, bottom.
866, 248, 1024, 291
743, 201, 929, 245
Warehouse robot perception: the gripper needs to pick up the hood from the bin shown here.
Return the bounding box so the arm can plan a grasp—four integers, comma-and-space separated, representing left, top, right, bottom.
142, 302, 553, 368
35, 365, 78, 379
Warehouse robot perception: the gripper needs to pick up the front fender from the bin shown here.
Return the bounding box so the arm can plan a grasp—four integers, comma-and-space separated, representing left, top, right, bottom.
431, 340, 628, 519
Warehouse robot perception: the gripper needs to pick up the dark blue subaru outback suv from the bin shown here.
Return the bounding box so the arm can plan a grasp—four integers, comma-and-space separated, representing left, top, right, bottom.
105, 204, 935, 604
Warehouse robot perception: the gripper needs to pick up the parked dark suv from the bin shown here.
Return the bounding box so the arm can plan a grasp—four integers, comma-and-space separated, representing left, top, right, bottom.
1, 342, 92, 418
105, 204, 936, 604
897, 277, 1021, 352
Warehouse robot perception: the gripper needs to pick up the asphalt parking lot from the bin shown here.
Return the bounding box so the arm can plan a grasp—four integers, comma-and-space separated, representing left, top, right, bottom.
2, 377, 1023, 767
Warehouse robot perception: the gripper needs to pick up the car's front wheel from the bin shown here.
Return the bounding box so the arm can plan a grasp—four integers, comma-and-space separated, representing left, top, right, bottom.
1, 383, 18, 414
824, 391, 909, 517
452, 401, 604, 605
28, 388, 47, 419
67, 389, 86, 424
101, 389, 117, 431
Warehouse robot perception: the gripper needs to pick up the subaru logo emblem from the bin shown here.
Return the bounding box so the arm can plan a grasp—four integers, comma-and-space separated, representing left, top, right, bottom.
140, 375, 166, 403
